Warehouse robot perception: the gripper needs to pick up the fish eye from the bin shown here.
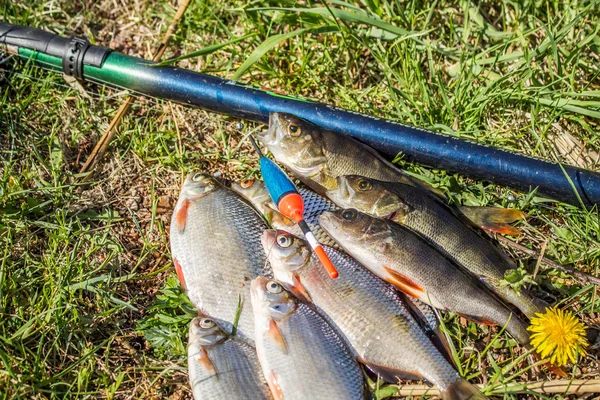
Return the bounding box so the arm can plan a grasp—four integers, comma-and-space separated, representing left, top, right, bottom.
288, 123, 301, 136
276, 233, 293, 248
266, 281, 283, 294
342, 209, 357, 220
241, 179, 254, 188
200, 318, 216, 329
192, 173, 204, 182
357, 179, 372, 191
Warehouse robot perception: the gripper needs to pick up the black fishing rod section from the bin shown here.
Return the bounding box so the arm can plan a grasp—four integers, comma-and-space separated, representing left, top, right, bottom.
1, 22, 599, 208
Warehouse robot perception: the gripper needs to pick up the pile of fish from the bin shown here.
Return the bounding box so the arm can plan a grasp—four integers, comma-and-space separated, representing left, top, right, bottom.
171, 112, 550, 400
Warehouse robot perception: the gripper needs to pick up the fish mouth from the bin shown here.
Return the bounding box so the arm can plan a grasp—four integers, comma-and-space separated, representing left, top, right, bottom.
250, 276, 269, 301
185, 185, 216, 199
318, 211, 340, 235
261, 229, 278, 257
183, 173, 218, 198
256, 113, 280, 145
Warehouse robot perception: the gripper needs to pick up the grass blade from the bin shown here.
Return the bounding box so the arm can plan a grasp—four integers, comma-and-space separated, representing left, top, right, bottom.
232, 26, 337, 80
250, 6, 413, 38
231, 294, 243, 337
154, 33, 257, 67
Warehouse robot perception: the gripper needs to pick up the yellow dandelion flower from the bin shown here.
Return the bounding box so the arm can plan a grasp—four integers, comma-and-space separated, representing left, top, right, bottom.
528, 307, 588, 366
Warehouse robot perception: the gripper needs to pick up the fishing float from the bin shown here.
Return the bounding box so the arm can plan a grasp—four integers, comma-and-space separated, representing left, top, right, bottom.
247, 136, 339, 279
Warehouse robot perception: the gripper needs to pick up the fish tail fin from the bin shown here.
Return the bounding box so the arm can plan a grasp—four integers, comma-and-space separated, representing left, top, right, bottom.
456, 206, 525, 235
441, 379, 487, 400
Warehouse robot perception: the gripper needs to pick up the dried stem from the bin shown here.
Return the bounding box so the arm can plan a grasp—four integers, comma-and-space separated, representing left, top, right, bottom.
392, 379, 600, 396
497, 235, 600, 286
79, 0, 192, 174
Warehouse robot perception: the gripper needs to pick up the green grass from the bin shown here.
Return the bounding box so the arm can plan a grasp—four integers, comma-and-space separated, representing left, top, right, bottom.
1, 0, 599, 398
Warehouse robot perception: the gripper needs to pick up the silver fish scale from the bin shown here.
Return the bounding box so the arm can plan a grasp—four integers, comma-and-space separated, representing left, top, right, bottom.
363, 219, 529, 344
256, 302, 364, 400
297, 186, 340, 248
405, 296, 441, 335
170, 186, 271, 341
189, 337, 272, 399
298, 245, 460, 388
298, 186, 339, 215
321, 130, 419, 187
298, 186, 440, 334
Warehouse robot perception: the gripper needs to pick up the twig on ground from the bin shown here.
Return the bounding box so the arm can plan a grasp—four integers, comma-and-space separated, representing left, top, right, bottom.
532, 239, 548, 280
79, 0, 192, 174
392, 379, 600, 396
497, 235, 600, 286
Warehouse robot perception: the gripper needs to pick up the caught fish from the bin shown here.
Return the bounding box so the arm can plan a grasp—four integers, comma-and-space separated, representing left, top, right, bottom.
325, 175, 544, 318
231, 178, 303, 238
188, 317, 273, 400
257, 112, 431, 195
319, 209, 531, 345
258, 112, 523, 236
235, 178, 441, 333
170, 172, 271, 340
231, 178, 339, 248
251, 277, 365, 400
230, 178, 274, 214
262, 230, 485, 400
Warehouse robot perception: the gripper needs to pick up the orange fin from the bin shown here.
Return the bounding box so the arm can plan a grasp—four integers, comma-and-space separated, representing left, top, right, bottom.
459, 206, 525, 235
457, 313, 497, 327
290, 274, 312, 304
175, 199, 191, 233
382, 266, 424, 299
268, 319, 288, 354
173, 257, 187, 291
267, 370, 285, 400
481, 223, 522, 235
198, 348, 217, 377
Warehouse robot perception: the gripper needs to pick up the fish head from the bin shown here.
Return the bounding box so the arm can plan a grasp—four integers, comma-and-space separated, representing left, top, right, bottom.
181, 172, 219, 200
328, 175, 403, 218
257, 113, 327, 177
189, 317, 228, 346
231, 178, 268, 203
319, 208, 391, 246
251, 277, 297, 321
261, 229, 311, 283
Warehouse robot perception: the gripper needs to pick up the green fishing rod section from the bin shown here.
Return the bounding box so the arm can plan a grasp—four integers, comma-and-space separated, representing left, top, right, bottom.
2, 22, 600, 208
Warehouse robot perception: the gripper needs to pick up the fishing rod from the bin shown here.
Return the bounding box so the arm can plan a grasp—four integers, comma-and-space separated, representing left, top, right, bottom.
1, 22, 599, 208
